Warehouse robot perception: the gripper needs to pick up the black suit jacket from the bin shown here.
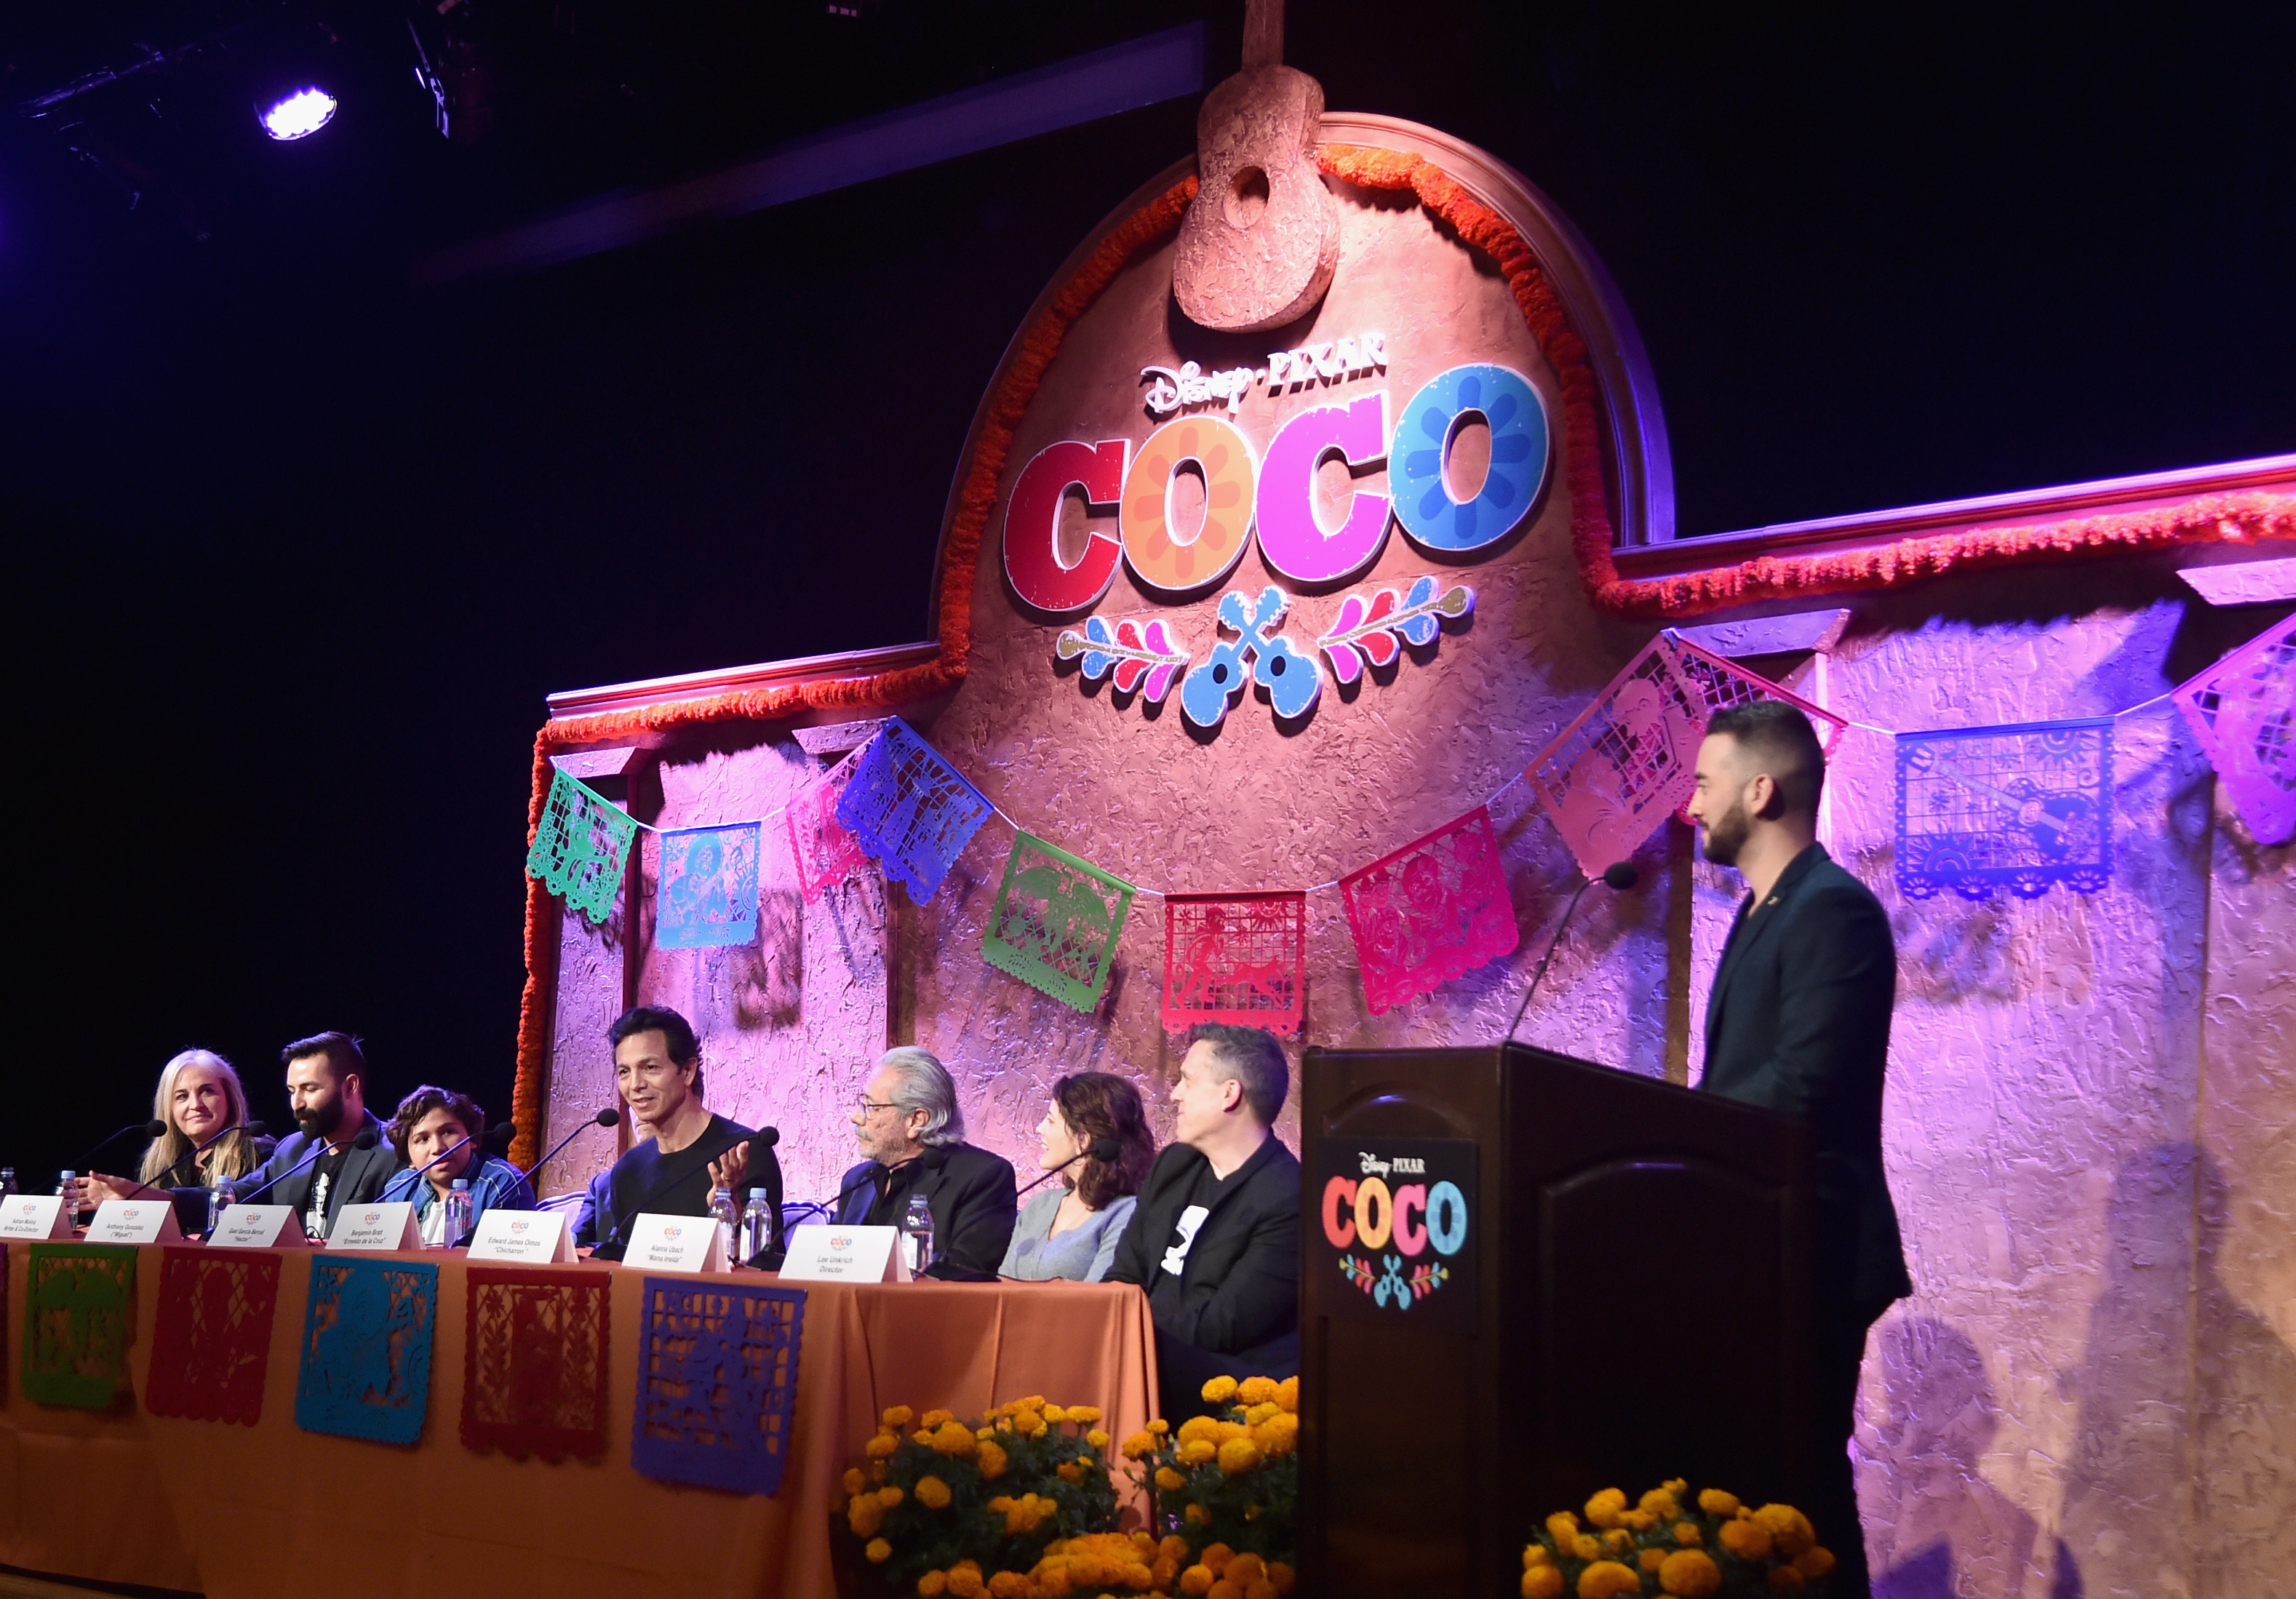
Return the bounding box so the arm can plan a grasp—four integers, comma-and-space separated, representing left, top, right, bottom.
1699, 842, 1913, 1309
836, 1142, 1018, 1280
228, 1112, 402, 1232
1105, 1136, 1300, 1371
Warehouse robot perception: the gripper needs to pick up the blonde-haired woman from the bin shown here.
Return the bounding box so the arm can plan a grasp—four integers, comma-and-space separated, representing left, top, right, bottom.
81, 1050, 274, 1232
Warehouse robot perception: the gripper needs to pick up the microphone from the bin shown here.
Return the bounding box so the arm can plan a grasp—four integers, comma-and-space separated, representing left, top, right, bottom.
823, 1141, 950, 1225
513, 1107, 618, 1189
233, 1127, 381, 1208
98, 1120, 274, 1202
79, 1120, 168, 1168
1016, 1136, 1123, 1199
1502, 861, 1641, 1045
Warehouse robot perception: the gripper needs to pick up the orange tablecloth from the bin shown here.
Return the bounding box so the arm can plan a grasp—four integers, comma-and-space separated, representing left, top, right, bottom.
0, 1245, 1157, 1598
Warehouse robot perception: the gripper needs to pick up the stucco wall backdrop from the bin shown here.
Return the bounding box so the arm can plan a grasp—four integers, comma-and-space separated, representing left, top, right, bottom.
534, 138, 2294, 1599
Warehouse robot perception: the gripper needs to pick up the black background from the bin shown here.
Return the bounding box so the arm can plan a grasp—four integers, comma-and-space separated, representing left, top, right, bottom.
2, 1, 2289, 1197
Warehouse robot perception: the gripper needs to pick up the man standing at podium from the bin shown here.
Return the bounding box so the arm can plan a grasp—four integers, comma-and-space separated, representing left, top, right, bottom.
1687, 701, 1911, 1599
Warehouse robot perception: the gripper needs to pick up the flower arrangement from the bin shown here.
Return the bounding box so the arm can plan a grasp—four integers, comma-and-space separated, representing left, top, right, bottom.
1116, 1375, 1300, 1598
1520, 1483, 1836, 1598
845, 1397, 1143, 1596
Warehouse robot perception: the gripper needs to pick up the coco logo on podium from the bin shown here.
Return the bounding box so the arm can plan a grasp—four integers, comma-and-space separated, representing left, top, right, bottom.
1314, 1137, 1476, 1332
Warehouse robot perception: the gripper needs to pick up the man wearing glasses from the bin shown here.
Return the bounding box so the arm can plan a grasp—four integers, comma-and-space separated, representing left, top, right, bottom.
835, 1047, 1017, 1280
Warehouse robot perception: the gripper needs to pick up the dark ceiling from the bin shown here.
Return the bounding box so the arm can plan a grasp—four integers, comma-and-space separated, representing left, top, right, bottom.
2, 1, 2289, 1191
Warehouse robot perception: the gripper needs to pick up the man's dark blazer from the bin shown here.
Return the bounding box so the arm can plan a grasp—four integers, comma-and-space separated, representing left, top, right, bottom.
1699, 842, 1913, 1309
836, 1141, 1018, 1280
1105, 1135, 1300, 1373
228, 1110, 402, 1233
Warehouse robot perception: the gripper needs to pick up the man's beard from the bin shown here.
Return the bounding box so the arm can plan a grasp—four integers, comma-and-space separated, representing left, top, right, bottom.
297, 1101, 348, 1140
1702, 797, 1751, 868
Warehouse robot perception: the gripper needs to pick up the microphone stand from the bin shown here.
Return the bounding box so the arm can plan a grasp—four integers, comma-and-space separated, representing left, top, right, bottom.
1503, 863, 1640, 1046
94, 1120, 269, 1204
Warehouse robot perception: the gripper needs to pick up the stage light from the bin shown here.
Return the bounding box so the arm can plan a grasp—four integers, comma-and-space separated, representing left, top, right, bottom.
257, 87, 337, 142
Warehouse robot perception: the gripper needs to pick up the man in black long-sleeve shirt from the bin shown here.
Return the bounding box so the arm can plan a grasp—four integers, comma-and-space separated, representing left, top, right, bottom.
1106, 1024, 1299, 1420
1687, 701, 1912, 1599
834, 1047, 1016, 1280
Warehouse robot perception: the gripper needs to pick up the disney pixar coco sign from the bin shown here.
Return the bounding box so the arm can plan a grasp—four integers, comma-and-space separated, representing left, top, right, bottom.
1005, 340, 1548, 731
1315, 1136, 1478, 1331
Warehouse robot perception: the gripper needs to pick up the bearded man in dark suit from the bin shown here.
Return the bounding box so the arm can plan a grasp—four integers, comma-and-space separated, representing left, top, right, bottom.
1686, 699, 1913, 1599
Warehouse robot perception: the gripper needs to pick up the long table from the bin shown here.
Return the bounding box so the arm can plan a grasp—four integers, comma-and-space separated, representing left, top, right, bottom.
0, 1245, 1157, 1598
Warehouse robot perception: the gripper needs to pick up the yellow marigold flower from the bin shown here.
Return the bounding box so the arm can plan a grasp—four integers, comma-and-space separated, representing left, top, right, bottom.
1043, 1404, 1068, 1423
978, 1440, 1009, 1480
1522, 1544, 1552, 1569
1697, 1489, 1739, 1518
1126, 1565, 1157, 1592
1520, 1569, 1563, 1599
1673, 1522, 1702, 1546
977, 1427, 997, 1441
1657, 1550, 1721, 1599
1215, 1420, 1250, 1443
847, 1494, 886, 1538
1197, 1543, 1234, 1574
1179, 1566, 1214, 1597
1149, 1418, 1171, 1435
1625, 1510, 1659, 1532
1217, 1437, 1264, 1475
989, 1573, 1030, 1599
1026, 1416, 1051, 1438
1206, 1580, 1242, 1599
1152, 1558, 1181, 1589
946, 1568, 984, 1599
1057, 1462, 1084, 1483
1585, 1488, 1629, 1529
1236, 1375, 1280, 1406
1641, 1549, 1668, 1572
1546, 1512, 1580, 1544
1717, 1519, 1772, 1563
878, 1486, 906, 1508
1184, 1504, 1208, 1526
1155, 1467, 1187, 1491
1665, 1479, 1687, 1496
917, 1572, 947, 1598
1239, 1402, 1277, 1427
1158, 1535, 1190, 1563
911, 1475, 949, 1510
1793, 1547, 1835, 1580
1177, 1416, 1221, 1447
843, 1467, 868, 1496
921, 1409, 956, 1430
1177, 1439, 1218, 1467
1088, 1429, 1110, 1450
1069, 1405, 1103, 1424
866, 1539, 892, 1565
883, 1405, 915, 1429
1576, 1559, 1641, 1599
1227, 1554, 1266, 1586
866, 1434, 900, 1459
1121, 1430, 1159, 1460
1571, 1536, 1601, 1562
1640, 1487, 1679, 1520
1600, 1528, 1633, 1556
1766, 1570, 1804, 1596
930, 1421, 979, 1457
1275, 1376, 1299, 1414
1751, 1505, 1816, 1559
1201, 1376, 1240, 1405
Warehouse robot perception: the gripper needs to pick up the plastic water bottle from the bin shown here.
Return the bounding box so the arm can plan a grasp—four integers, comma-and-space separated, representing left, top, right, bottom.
741, 1187, 776, 1267
901, 1192, 935, 1278
0, 1168, 17, 1198
708, 1185, 738, 1250
442, 1179, 474, 1248
204, 1184, 228, 1238
56, 1171, 76, 1214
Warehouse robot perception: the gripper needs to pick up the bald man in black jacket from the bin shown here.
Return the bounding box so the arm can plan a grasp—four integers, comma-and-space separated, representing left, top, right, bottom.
1687, 701, 1910, 1599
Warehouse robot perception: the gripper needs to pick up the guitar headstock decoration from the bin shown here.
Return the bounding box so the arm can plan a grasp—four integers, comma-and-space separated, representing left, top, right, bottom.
1171, 0, 1342, 333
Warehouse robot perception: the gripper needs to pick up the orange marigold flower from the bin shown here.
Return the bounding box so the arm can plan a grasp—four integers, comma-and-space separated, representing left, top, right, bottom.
1236, 1375, 1280, 1406
1155, 1467, 1187, 1492
1201, 1376, 1240, 1405
1121, 1431, 1160, 1460
1043, 1404, 1069, 1423
1179, 1566, 1214, 1597
1640, 1487, 1679, 1519
1546, 1513, 1581, 1544
1227, 1555, 1265, 1586
866, 1434, 900, 1459
1243, 1402, 1281, 1426
930, 1421, 979, 1457
1266, 1561, 1296, 1595
847, 1494, 885, 1538
1152, 1558, 1181, 1588
1177, 1440, 1218, 1468
1088, 1429, 1110, 1450
1069, 1405, 1104, 1424
978, 1440, 1009, 1480
1625, 1510, 1659, 1532
1207, 1582, 1242, 1599
945, 1572, 984, 1599
1794, 1547, 1836, 1580
1766, 1569, 1805, 1596
1521, 1568, 1563, 1599
917, 1573, 947, 1598
1717, 1520, 1772, 1562
1576, 1559, 1641, 1599
882, 1405, 915, 1429
866, 1539, 891, 1565
915, 1475, 952, 1510
1274, 1376, 1298, 1414
1149, 1419, 1171, 1435
1600, 1528, 1633, 1556
1657, 1550, 1721, 1598
920, 1409, 956, 1430
1217, 1437, 1265, 1475
1673, 1524, 1702, 1547
1665, 1479, 1688, 1496
1585, 1488, 1629, 1529
843, 1468, 868, 1496
1641, 1549, 1668, 1573
1751, 1505, 1816, 1559
1184, 1504, 1209, 1526
1572, 1536, 1601, 1562
1243, 1583, 1276, 1599
1200, 1544, 1235, 1573
1697, 1489, 1739, 1518
1057, 1462, 1083, 1483
1523, 1544, 1552, 1569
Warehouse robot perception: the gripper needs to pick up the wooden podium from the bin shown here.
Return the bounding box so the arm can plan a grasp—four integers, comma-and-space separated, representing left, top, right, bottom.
1297, 1042, 1816, 1598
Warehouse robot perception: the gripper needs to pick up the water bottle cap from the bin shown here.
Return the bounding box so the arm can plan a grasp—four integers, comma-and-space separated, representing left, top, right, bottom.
451, 1179, 469, 1190
749, 1187, 771, 1200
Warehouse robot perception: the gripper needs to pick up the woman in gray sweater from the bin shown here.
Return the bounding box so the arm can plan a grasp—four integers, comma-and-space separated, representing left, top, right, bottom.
999, 1072, 1155, 1281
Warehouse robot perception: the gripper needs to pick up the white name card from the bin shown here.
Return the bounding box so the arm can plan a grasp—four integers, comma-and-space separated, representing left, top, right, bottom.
326, 1203, 422, 1252
625, 1213, 728, 1273
466, 1209, 575, 1264
87, 1200, 183, 1245
210, 1205, 309, 1250
778, 1222, 906, 1283
0, 1195, 73, 1240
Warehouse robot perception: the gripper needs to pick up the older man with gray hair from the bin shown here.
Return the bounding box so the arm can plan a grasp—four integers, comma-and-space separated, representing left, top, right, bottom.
834, 1046, 1018, 1280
